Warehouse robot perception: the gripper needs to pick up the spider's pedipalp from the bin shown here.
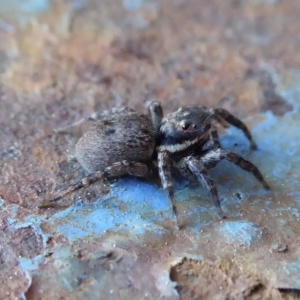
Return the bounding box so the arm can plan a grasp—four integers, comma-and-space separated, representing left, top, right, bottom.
147, 101, 163, 138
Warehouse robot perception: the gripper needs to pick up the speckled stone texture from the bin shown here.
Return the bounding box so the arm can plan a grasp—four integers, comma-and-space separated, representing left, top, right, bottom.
1, 0, 300, 299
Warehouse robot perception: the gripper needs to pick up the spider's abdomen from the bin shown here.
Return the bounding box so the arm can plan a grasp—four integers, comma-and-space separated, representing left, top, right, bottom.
75, 112, 155, 173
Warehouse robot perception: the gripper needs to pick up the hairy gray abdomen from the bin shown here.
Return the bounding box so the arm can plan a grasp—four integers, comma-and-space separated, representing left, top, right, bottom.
75, 113, 155, 174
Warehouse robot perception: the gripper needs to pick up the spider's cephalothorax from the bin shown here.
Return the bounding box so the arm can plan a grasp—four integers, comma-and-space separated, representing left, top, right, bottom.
39, 102, 270, 227
157, 106, 213, 154
156, 105, 270, 223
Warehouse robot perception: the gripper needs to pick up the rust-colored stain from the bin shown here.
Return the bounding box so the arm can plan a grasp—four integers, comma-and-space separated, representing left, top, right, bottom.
170, 257, 282, 299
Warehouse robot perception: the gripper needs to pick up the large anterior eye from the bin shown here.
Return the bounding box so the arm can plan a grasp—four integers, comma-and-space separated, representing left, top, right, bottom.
181, 121, 198, 130
181, 122, 191, 130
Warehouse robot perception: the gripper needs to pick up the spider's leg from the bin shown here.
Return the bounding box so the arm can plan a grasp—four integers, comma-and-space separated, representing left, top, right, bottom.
196, 131, 222, 170
198, 147, 270, 190
183, 156, 225, 218
54, 107, 135, 133
54, 112, 99, 133
213, 108, 257, 150
39, 161, 149, 208
211, 130, 221, 148
221, 150, 270, 190
214, 115, 230, 129
157, 151, 179, 226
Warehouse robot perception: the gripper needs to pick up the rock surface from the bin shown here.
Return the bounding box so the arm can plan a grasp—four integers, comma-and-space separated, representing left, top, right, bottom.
0, 0, 300, 299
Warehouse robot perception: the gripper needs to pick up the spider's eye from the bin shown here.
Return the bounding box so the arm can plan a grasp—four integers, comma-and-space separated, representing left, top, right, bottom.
181, 122, 191, 130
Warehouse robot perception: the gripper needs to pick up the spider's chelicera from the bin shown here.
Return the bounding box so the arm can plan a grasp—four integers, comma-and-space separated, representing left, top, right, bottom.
39, 102, 270, 226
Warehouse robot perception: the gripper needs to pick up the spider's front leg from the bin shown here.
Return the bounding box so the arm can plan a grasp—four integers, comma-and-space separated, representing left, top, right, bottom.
157, 151, 179, 226
212, 108, 257, 150
39, 161, 149, 208
178, 156, 226, 218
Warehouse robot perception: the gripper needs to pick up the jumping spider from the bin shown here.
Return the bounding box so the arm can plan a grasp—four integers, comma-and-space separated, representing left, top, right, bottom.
39, 102, 270, 226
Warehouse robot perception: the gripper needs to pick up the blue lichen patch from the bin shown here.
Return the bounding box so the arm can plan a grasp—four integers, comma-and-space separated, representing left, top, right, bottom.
19, 255, 44, 272
216, 221, 262, 246
46, 178, 172, 241
0, 0, 50, 14
282, 258, 300, 288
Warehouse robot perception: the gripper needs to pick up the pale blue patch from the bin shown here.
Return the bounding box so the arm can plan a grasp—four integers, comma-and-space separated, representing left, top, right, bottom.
103, 178, 170, 211
219, 221, 262, 246
263, 65, 300, 111
7, 218, 18, 226
284, 258, 300, 288
121, 0, 158, 28
123, 0, 145, 10
122, 0, 157, 11
11, 204, 19, 215
0, 0, 50, 14
49, 180, 170, 241
69, 0, 85, 11
6, 215, 50, 253
19, 255, 44, 272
